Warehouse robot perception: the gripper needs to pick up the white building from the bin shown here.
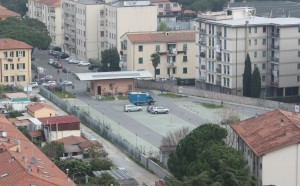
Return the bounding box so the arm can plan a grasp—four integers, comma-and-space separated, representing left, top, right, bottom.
62, 0, 157, 61
195, 7, 300, 96
27, 0, 63, 48
231, 109, 300, 186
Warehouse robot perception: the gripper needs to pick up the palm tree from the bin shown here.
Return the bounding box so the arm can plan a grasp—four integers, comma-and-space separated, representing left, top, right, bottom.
151, 53, 160, 80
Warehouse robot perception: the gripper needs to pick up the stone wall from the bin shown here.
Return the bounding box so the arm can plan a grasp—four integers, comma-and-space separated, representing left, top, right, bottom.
141, 154, 172, 179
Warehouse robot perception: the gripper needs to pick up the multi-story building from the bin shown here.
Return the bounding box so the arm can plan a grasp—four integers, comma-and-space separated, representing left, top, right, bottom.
0, 38, 32, 86
195, 7, 300, 96
27, 0, 62, 48
120, 31, 195, 79
150, 0, 181, 23
62, 0, 157, 61
0, 5, 20, 20
231, 109, 300, 186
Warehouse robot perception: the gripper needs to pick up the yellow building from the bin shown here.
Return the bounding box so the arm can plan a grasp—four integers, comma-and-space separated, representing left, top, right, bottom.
0, 38, 32, 86
25, 102, 56, 118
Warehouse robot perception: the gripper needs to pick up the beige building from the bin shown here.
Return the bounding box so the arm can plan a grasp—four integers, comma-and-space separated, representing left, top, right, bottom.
195, 7, 300, 96
0, 38, 32, 86
27, 0, 62, 48
62, 0, 157, 61
120, 31, 196, 79
231, 109, 300, 186
26, 102, 56, 118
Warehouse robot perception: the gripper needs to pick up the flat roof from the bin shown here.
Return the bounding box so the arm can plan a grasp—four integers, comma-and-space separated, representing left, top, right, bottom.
75, 71, 153, 81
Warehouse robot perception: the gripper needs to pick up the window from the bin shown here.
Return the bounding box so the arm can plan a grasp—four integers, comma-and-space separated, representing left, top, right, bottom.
172, 68, 176, 74
17, 75, 25, 81
9, 51, 14, 57
183, 67, 187, 74
100, 31, 104, 37
183, 56, 187, 62
249, 27, 251, 33
183, 44, 187, 51
3, 52, 7, 58
4, 76, 8, 82
10, 76, 14, 82
254, 39, 257, 45
155, 69, 160, 75
224, 40, 227, 50
298, 51, 300, 57
224, 27, 227, 37
298, 76, 300, 82
158, 4, 163, 8
138, 45, 143, 52
263, 51, 266, 57
254, 51, 257, 58
3, 64, 8, 70
298, 39, 300, 45
138, 57, 143, 64
298, 63, 300, 69
173, 3, 178, 7
262, 39, 266, 45
298, 26, 300, 33
156, 45, 160, 52
249, 40, 251, 46
17, 63, 25, 69
254, 27, 257, 33
263, 26, 266, 33
16, 51, 24, 57
10, 64, 14, 70
262, 63, 266, 69
262, 75, 265, 82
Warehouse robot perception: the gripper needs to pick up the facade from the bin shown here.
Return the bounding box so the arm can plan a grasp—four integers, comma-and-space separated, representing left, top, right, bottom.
61, 0, 157, 61
76, 70, 153, 96
25, 102, 56, 118
231, 109, 300, 186
0, 115, 75, 185
150, 0, 180, 24
120, 31, 195, 79
38, 115, 81, 142
27, 0, 62, 48
195, 7, 300, 96
0, 5, 20, 20
0, 38, 32, 86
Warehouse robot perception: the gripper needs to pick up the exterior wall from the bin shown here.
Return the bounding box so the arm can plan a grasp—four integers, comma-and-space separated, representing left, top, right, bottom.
90, 79, 134, 96
152, 1, 181, 17
262, 144, 300, 186
0, 48, 32, 86
29, 108, 56, 118
27, 0, 62, 47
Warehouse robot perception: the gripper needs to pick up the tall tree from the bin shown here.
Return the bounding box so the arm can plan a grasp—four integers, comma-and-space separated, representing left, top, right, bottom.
41, 141, 64, 160
151, 53, 160, 80
100, 48, 120, 72
251, 66, 261, 98
243, 54, 252, 97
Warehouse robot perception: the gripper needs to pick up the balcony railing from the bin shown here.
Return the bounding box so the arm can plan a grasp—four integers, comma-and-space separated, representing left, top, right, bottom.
271, 44, 280, 50
271, 57, 279, 62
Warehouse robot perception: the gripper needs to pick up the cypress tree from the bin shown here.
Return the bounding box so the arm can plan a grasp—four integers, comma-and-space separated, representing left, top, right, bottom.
251, 66, 262, 98
243, 54, 252, 97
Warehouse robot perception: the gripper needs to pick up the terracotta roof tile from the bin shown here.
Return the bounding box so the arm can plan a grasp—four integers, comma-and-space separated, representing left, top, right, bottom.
126, 31, 196, 43
231, 109, 300, 156
150, 0, 170, 3
55, 135, 86, 145
26, 102, 55, 112
0, 38, 32, 50
33, 0, 61, 6
0, 114, 75, 185
0, 5, 20, 18
29, 130, 42, 137
38, 115, 80, 125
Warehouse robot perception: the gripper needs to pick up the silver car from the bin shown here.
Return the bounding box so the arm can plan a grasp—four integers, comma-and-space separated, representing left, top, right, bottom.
151, 106, 169, 114
124, 105, 142, 112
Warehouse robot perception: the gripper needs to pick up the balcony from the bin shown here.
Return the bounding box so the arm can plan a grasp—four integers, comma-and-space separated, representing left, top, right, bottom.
271, 57, 279, 62
271, 44, 280, 50
271, 32, 280, 37
270, 81, 279, 87
167, 62, 175, 67
198, 40, 206, 46
200, 29, 206, 34
216, 68, 221, 73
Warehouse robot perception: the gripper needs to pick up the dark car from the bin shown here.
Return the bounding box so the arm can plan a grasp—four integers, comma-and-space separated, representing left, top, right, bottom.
88, 64, 100, 71
60, 53, 70, 59
55, 63, 63, 69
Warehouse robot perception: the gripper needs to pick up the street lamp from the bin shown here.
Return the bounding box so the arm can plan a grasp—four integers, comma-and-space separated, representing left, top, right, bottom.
107, 62, 110, 71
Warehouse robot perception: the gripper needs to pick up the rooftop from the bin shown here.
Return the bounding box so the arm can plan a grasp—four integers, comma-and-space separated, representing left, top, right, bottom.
0, 115, 75, 185
111, 0, 152, 7
38, 115, 80, 125
231, 109, 300, 156
75, 70, 153, 81
32, 0, 61, 6
125, 31, 196, 43
0, 5, 20, 18
0, 38, 32, 50
25, 102, 55, 112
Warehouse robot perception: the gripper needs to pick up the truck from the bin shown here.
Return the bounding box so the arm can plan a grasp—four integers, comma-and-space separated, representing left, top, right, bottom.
128, 92, 155, 105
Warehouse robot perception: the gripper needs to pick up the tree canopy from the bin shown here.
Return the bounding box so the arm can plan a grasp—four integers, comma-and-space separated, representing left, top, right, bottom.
167, 124, 257, 186
0, 17, 51, 50
100, 48, 120, 72
243, 54, 252, 97
41, 141, 64, 160
251, 66, 261, 98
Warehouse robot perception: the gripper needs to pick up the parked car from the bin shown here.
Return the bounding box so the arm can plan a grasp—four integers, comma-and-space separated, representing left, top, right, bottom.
49, 50, 60, 57
60, 80, 73, 86
48, 59, 54, 65
151, 106, 169, 114
28, 82, 38, 88
52, 61, 58, 67
45, 75, 53, 82
42, 81, 57, 87
65, 56, 76, 63
88, 64, 100, 71
68, 59, 80, 64
78, 61, 90, 67
60, 53, 69, 59
156, 77, 167, 81
34, 73, 47, 79
123, 104, 142, 112
55, 63, 63, 69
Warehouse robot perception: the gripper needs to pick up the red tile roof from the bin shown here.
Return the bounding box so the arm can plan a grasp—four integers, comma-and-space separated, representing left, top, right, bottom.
38, 115, 80, 125
33, 0, 61, 6
55, 135, 95, 149
150, 0, 170, 3
0, 5, 20, 18
231, 109, 300, 156
0, 114, 75, 185
29, 130, 42, 137
126, 31, 196, 43
26, 102, 55, 112
0, 38, 32, 50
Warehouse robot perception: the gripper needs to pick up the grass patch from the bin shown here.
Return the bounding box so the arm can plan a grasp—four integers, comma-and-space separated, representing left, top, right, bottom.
117, 95, 128, 100
52, 90, 76, 98
102, 95, 115, 101
195, 102, 223, 109
158, 92, 186, 98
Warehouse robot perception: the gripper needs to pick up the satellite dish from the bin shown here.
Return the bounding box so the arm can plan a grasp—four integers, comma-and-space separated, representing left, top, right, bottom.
2, 132, 7, 138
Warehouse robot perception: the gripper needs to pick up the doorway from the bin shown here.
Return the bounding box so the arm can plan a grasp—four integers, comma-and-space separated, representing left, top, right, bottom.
97, 86, 101, 95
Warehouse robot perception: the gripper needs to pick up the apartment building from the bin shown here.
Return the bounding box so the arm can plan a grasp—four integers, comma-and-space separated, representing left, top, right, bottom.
27, 0, 62, 48
231, 109, 300, 186
0, 5, 20, 20
0, 38, 32, 86
62, 0, 157, 61
150, 0, 181, 23
195, 7, 300, 96
120, 31, 195, 79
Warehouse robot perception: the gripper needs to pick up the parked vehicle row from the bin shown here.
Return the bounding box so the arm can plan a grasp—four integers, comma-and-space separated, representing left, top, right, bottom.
124, 104, 169, 114
49, 50, 69, 59
48, 59, 63, 69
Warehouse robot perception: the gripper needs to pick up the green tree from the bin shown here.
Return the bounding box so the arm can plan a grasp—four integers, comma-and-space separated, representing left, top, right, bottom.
89, 173, 120, 186
17, 126, 30, 139
158, 22, 169, 31
0, 17, 51, 51
0, 0, 28, 16
167, 124, 257, 185
151, 53, 160, 80
90, 158, 113, 171
251, 66, 261, 98
53, 158, 91, 177
86, 142, 106, 159
100, 48, 120, 72
41, 141, 64, 160
243, 54, 252, 97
